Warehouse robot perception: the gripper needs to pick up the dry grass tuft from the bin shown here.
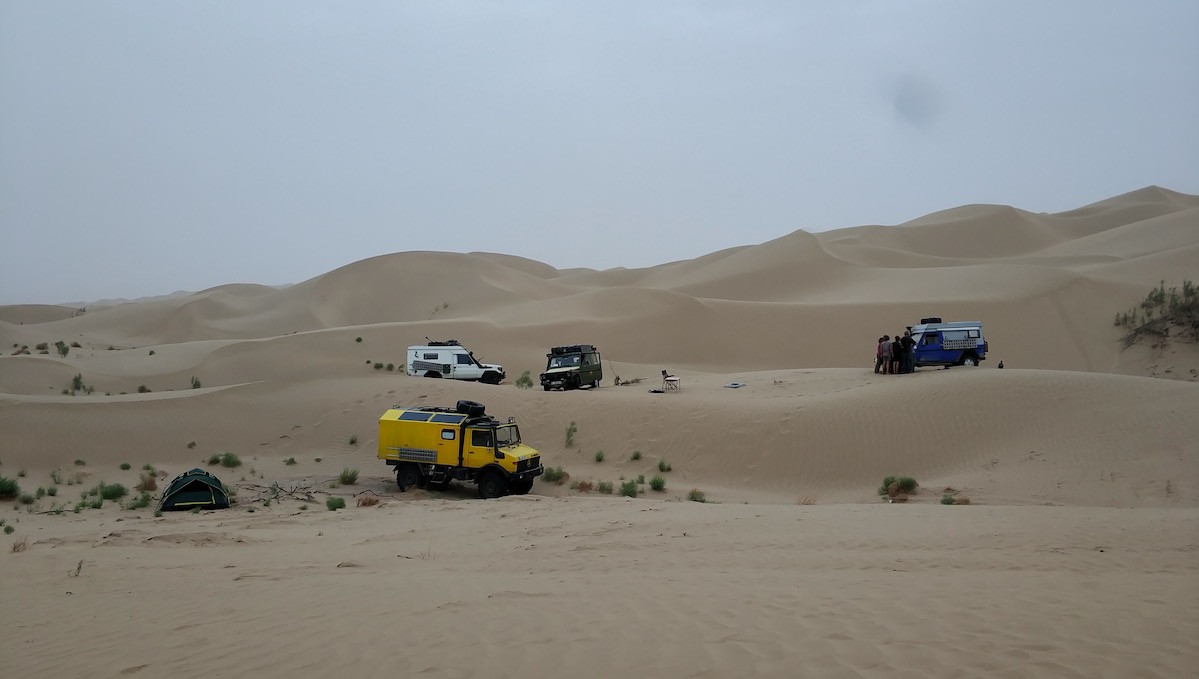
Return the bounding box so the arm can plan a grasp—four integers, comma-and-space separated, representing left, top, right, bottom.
12, 536, 29, 553
356, 496, 380, 507
797, 496, 816, 505
135, 474, 157, 492
954, 496, 972, 505
573, 480, 594, 493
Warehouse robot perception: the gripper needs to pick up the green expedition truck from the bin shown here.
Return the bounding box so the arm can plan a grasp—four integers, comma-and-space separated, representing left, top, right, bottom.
539, 344, 602, 390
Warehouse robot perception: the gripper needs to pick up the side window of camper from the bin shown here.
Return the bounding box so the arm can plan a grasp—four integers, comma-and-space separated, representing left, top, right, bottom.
456, 354, 474, 365
922, 333, 939, 346
968, 329, 980, 338
943, 330, 968, 342
472, 430, 493, 447
423, 353, 438, 360
441, 429, 455, 441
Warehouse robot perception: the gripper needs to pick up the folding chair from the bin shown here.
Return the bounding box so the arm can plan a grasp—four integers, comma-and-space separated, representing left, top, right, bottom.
661, 369, 680, 392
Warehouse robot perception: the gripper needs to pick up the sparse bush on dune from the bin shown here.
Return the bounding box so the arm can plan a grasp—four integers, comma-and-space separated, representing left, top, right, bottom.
879, 476, 918, 496
687, 488, 707, 503
631, 450, 642, 461
619, 480, 638, 498
339, 468, 359, 485
219, 452, 241, 468
649, 475, 666, 492
594, 450, 604, 463
570, 480, 594, 493
0, 477, 20, 499
326, 497, 346, 511
135, 474, 157, 492
542, 467, 568, 485
565, 421, 577, 448
120, 463, 131, 470
658, 460, 672, 473
1116, 278, 1198, 346
597, 481, 613, 494
207, 454, 221, 466
514, 371, 534, 389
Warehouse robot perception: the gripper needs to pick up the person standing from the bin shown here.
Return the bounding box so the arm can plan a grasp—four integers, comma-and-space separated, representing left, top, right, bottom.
901, 331, 916, 373
880, 335, 892, 374
891, 335, 903, 375
874, 336, 886, 373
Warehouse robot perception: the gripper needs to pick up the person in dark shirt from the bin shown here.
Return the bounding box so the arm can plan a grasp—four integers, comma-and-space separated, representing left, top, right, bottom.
901, 331, 916, 373
890, 335, 903, 375
874, 336, 886, 373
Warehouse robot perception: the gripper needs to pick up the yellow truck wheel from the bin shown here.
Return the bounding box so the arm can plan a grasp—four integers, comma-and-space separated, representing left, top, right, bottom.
477, 470, 508, 499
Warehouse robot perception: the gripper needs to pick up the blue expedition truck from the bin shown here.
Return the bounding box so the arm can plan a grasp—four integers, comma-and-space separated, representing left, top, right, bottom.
910, 317, 988, 368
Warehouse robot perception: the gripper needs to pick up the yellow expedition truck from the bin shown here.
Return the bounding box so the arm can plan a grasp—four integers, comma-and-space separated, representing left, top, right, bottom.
378, 399, 544, 498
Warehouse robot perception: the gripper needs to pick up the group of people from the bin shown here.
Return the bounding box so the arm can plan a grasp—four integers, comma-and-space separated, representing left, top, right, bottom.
874, 331, 916, 374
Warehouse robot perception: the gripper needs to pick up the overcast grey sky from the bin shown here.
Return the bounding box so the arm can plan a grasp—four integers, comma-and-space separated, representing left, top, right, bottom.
2, 1, 1197, 305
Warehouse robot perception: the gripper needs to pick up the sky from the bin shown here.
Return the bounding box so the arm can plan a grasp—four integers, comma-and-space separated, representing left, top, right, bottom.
2, 1, 1197, 305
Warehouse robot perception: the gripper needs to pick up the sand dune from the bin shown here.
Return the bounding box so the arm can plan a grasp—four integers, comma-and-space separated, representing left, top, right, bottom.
2, 187, 1197, 678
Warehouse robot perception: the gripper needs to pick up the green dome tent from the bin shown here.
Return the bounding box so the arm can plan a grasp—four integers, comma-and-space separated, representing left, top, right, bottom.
158, 468, 230, 511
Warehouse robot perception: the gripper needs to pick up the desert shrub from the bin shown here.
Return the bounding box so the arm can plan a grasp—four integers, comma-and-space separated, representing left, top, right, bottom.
71, 341, 82, 348
18, 493, 35, 505
72, 374, 85, 391
50, 469, 63, 484
3, 525, 13, 534
565, 421, 577, 448
35, 487, 45, 498
135, 474, 157, 492
190, 376, 201, 389
56, 341, 69, 357
314, 457, 322, 463
597, 481, 614, 494
955, 496, 972, 505
16, 469, 26, 478
148, 350, 155, 356
46, 486, 57, 496
326, 497, 346, 511
138, 385, 151, 393
35, 342, 48, 351
635, 474, 645, 484
207, 454, 221, 465
619, 480, 638, 498
687, 488, 707, 503
219, 452, 242, 468
1116, 278, 1199, 346
349, 434, 358, 446
339, 468, 359, 485
187, 441, 196, 449
356, 496, 380, 507
594, 450, 605, 463
941, 494, 957, 505
0, 477, 19, 499
284, 457, 297, 466
11, 536, 28, 552
373, 362, 383, 370
127, 492, 152, 509
385, 363, 395, 372
631, 450, 642, 460
355, 337, 362, 343
658, 460, 672, 473
514, 371, 534, 389
572, 480, 594, 493
120, 463, 131, 470
299, 504, 308, 511
142, 463, 156, 473
94, 482, 128, 500
896, 477, 918, 493
74, 459, 86, 466
542, 466, 568, 484
649, 475, 666, 491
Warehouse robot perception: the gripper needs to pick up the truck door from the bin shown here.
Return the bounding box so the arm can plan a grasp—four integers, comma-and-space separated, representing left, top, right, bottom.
917, 332, 943, 364
454, 352, 477, 379
468, 428, 494, 468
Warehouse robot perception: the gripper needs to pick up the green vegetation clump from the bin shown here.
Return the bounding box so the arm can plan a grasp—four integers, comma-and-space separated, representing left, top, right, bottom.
74, 459, 86, 466
135, 474, 157, 492
687, 488, 707, 503
349, 434, 358, 446
326, 497, 346, 511
596, 481, 614, 494
187, 441, 196, 449
219, 452, 242, 468
207, 454, 221, 465
46, 486, 58, 497
565, 421, 577, 448
338, 468, 359, 485
1115, 279, 1199, 346
56, 340, 69, 357
542, 466, 568, 485
355, 337, 362, 343
658, 460, 672, 473
649, 475, 666, 492
0, 481, 22, 502
191, 376, 202, 389
594, 450, 605, 463
120, 463, 131, 470
385, 363, 395, 372
284, 457, 297, 466
514, 371, 534, 389
127, 492, 152, 510
138, 385, 151, 393
19, 493, 35, 505
3, 524, 13, 534
941, 494, 957, 505
92, 482, 128, 501
878, 476, 919, 496
619, 480, 639, 498
631, 450, 642, 461
373, 362, 383, 370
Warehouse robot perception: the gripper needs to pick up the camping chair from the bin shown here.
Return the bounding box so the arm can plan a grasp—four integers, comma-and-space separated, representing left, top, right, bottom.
661, 370, 680, 392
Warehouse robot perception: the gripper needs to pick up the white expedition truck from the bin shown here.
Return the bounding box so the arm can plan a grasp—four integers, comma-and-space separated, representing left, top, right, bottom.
406, 340, 506, 384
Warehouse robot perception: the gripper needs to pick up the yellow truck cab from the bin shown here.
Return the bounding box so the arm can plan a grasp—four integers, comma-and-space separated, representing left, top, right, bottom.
378, 399, 544, 498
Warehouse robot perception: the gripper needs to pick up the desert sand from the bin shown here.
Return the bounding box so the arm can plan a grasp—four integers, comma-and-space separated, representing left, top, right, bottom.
1, 186, 1197, 678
